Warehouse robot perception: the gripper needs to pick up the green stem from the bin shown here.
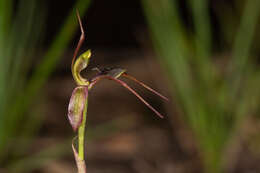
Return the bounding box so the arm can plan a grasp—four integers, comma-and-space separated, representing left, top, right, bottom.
78, 98, 88, 160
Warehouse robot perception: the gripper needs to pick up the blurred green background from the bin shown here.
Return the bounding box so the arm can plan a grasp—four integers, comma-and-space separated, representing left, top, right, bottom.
1, 0, 260, 172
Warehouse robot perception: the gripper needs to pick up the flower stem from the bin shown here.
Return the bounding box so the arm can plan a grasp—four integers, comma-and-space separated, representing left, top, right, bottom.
78, 98, 88, 160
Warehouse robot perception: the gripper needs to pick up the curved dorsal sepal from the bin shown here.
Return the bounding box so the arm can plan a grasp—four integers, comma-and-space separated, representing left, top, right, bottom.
72, 50, 91, 86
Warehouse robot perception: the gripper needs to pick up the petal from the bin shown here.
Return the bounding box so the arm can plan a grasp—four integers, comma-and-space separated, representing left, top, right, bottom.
68, 86, 88, 131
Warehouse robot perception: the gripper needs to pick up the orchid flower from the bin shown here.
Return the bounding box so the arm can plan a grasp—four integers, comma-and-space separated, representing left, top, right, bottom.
67, 10, 168, 173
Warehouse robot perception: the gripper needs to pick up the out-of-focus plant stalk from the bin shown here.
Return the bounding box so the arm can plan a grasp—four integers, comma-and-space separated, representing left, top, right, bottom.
188, 0, 215, 86
229, 0, 260, 107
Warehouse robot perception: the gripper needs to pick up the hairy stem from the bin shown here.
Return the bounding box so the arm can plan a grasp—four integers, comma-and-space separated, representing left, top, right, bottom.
78, 98, 88, 160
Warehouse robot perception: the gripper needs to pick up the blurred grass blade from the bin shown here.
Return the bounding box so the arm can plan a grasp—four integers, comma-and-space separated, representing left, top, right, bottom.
0, 0, 13, 139
141, 0, 196, 114
0, 0, 12, 42
187, 0, 214, 85
229, 0, 260, 100
6, 0, 91, 140
11, 0, 91, 117
0, 0, 92, 166
0, 0, 41, 155
141, 0, 260, 172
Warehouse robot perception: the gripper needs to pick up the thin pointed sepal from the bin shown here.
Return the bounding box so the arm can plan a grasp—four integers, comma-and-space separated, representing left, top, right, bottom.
122, 73, 169, 101
90, 75, 165, 118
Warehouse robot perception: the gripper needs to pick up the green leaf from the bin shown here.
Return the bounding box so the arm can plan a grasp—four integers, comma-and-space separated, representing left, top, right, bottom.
68, 86, 88, 131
